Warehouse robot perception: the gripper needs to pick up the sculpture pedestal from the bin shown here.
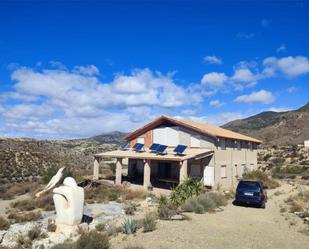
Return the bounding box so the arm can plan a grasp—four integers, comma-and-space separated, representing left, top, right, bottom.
55, 224, 78, 236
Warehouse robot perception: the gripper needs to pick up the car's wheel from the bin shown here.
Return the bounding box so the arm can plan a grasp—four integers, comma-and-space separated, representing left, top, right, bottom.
260, 202, 266, 209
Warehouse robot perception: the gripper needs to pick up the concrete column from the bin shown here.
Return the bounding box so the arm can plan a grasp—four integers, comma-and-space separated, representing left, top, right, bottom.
143, 159, 151, 189
93, 157, 100, 180
115, 158, 123, 185
179, 160, 188, 182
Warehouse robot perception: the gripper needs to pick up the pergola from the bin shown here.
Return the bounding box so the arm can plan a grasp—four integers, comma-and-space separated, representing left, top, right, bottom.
93, 148, 214, 189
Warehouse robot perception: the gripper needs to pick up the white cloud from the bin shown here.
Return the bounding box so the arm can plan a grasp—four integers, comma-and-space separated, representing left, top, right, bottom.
268, 107, 291, 112
287, 86, 297, 93
236, 33, 255, 39
234, 90, 275, 104
201, 72, 227, 88
276, 44, 286, 53
263, 56, 309, 77
203, 56, 222, 65
209, 100, 224, 107
1, 65, 203, 138
230, 68, 258, 90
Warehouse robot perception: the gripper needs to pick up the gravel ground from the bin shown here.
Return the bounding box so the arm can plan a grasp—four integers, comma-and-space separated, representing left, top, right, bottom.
111, 183, 309, 249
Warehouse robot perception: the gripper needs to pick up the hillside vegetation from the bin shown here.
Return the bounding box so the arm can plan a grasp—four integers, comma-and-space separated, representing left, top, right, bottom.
222, 102, 309, 145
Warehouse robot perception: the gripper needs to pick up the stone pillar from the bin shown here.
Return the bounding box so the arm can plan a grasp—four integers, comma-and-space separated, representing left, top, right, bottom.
93, 157, 100, 180
143, 159, 151, 189
115, 158, 123, 185
179, 160, 188, 182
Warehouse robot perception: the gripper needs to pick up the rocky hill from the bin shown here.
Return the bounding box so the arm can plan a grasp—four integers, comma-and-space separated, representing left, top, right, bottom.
0, 137, 119, 183
222, 102, 309, 145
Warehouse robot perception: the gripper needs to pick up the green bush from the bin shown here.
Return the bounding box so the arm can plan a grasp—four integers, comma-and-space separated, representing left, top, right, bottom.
75, 230, 109, 249
158, 194, 168, 207
243, 170, 279, 189
142, 212, 156, 233
170, 178, 204, 206
0, 216, 10, 230
122, 219, 138, 234
263, 154, 272, 161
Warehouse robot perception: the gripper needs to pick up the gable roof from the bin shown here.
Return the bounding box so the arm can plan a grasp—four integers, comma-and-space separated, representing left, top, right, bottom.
125, 115, 262, 144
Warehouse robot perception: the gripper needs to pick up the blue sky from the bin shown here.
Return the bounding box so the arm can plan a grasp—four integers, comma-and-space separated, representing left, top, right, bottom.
0, 1, 308, 139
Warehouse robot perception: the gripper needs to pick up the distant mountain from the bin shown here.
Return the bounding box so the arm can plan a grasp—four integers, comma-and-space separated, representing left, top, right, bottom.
222, 103, 309, 145
89, 131, 127, 145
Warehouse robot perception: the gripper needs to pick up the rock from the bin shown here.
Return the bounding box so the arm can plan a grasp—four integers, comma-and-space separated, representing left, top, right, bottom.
77, 223, 89, 234
170, 214, 184, 220
304, 217, 309, 224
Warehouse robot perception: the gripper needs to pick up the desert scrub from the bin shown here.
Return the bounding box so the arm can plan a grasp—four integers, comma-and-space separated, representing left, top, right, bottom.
122, 219, 138, 234
242, 170, 279, 189
95, 222, 106, 231
182, 192, 227, 214
27, 225, 47, 240
85, 182, 146, 203
157, 203, 178, 220
124, 202, 137, 215
0, 216, 10, 230
7, 210, 42, 223
0, 182, 39, 200
285, 189, 309, 213
142, 212, 157, 233
170, 178, 204, 206
11, 192, 54, 212
123, 245, 145, 249
75, 230, 110, 249
47, 219, 57, 232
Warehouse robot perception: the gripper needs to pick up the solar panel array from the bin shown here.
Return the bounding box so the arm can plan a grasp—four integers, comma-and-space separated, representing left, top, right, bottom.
173, 144, 187, 155
149, 143, 160, 152
121, 142, 129, 150
156, 144, 168, 154
133, 143, 144, 152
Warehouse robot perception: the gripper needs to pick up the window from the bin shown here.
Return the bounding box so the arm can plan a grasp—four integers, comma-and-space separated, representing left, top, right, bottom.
221, 165, 227, 178
249, 142, 253, 151
137, 136, 144, 144
220, 138, 226, 150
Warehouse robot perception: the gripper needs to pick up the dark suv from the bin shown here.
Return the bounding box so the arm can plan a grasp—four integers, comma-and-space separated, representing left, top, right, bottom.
235, 180, 267, 208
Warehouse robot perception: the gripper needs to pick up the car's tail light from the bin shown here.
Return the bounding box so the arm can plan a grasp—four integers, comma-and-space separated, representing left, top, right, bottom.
259, 192, 264, 199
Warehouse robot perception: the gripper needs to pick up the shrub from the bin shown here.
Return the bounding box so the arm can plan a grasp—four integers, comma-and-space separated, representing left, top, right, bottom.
158, 194, 168, 207
263, 154, 272, 161
7, 211, 42, 223
95, 223, 106, 231
157, 203, 178, 220
27, 225, 46, 240
122, 219, 138, 234
0, 182, 39, 200
47, 219, 57, 232
75, 230, 109, 249
106, 226, 123, 237
16, 234, 32, 248
124, 202, 137, 215
142, 212, 156, 233
170, 178, 204, 206
0, 216, 10, 230
243, 170, 279, 189
182, 192, 227, 214
285, 190, 309, 213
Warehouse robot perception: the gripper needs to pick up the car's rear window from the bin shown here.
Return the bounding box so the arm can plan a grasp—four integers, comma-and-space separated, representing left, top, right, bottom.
238, 181, 260, 189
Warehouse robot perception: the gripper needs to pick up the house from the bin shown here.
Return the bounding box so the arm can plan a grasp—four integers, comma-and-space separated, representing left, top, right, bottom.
93, 115, 262, 190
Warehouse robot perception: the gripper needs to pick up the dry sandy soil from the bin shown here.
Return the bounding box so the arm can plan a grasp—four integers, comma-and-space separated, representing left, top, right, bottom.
111, 183, 309, 249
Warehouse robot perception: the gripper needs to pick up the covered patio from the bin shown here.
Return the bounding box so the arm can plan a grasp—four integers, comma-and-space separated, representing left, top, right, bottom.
93, 148, 214, 189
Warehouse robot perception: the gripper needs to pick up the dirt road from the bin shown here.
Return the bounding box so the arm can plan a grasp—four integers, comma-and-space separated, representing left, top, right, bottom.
111, 183, 309, 249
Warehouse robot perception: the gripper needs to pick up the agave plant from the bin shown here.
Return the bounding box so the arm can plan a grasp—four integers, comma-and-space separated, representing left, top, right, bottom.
122, 218, 137, 234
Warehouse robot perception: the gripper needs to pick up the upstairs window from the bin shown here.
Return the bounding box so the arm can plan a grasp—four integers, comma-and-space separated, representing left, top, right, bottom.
221, 165, 227, 178
220, 138, 226, 150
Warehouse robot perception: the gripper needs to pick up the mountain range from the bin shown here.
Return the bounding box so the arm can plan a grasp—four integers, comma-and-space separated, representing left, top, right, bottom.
222, 102, 309, 145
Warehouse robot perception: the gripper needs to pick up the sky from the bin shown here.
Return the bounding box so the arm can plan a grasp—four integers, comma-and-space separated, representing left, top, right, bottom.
0, 0, 308, 139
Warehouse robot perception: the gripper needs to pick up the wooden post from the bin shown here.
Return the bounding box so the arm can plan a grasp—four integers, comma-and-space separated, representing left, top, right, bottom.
93, 157, 100, 180
115, 158, 123, 185
179, 160, 188, 182
143, 159, 151, 189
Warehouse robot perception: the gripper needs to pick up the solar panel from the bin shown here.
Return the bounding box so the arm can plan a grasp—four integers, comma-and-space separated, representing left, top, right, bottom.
133, 143, 144, 152
149, 143, 160, 152
174, 144, 187, 155
121, 142, 130, 150
156, 144, 167, 154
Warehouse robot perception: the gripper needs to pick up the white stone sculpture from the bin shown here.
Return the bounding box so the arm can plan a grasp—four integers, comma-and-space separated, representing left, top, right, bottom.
53, 177, 84, 226
35, 167, 84, 231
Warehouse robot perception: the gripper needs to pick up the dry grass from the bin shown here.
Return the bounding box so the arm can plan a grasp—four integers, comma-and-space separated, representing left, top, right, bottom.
85, 182, 146, 203
0, 216, 10, 230
7, 210, 42, 223
285, 189, 309, 213
0, 182, 40, 200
